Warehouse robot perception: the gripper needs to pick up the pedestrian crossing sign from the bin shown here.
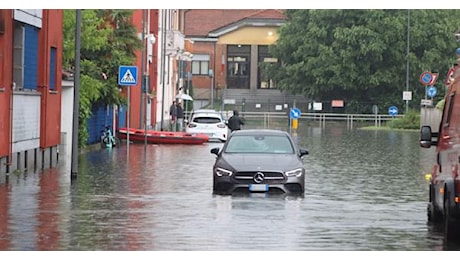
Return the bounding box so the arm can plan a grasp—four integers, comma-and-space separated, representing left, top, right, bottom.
118, 65, 138, 86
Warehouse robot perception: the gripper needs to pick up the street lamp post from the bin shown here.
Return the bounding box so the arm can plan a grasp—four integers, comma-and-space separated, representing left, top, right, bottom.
71, 9, 82, 180
140, 9, 146, 147
209, 69, 214, 108
175, 51, 192, 129
405, 9, 410, 114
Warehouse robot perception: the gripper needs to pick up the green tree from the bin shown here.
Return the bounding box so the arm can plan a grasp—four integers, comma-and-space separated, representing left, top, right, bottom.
63, 10, 142, 147
267, 10, 460, 113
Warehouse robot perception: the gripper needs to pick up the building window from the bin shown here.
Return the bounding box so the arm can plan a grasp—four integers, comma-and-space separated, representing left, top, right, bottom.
228, 56, 249, 77
13, 21, 24, 90
227, 45, 250, 89
258, 45, 278, 89
191, 54, 209, 76
13, 21, 38, 91
49, 47, 56, 91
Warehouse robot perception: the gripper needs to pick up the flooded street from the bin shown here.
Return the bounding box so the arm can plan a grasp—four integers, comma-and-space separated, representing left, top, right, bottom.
0, 121, 457, 250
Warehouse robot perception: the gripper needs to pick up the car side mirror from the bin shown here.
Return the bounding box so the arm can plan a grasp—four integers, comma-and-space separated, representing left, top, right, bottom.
420, 125, 437, 148
210, 147, 220, 155
299, 148, 309, 157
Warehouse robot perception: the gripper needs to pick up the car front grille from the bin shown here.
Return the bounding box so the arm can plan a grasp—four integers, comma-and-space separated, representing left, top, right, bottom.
233, 171, 286, 184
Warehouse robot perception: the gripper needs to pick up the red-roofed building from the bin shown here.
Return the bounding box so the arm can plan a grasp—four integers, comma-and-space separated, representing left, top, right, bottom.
181, 9, 306, 112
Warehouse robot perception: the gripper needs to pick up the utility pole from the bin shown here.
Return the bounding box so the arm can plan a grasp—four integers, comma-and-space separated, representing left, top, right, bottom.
140, 9, 145, 131
405, 9, 410, 114
71, 9, 82, 180
160, 10, 167, 131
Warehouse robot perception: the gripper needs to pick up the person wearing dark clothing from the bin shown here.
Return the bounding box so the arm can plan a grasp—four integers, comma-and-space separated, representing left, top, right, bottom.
176, 102, 185, 131
227, 110, 244, 132
169, 101, 177, 131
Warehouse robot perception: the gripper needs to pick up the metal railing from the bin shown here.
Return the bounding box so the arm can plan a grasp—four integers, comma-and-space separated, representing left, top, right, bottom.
224, 111, 403, 129
184, 110, 404, 129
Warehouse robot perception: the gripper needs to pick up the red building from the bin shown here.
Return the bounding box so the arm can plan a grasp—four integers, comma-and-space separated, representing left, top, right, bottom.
0, 9, 63, 176
129, 9, 159, 130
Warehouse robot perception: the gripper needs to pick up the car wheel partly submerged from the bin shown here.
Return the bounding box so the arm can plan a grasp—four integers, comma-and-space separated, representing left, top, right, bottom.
444, 190, 460, 241
428, 185, 442, 223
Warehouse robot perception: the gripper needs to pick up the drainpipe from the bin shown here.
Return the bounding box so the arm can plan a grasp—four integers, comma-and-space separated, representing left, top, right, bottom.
140, 9, 145, 130
160, 10, 167, 131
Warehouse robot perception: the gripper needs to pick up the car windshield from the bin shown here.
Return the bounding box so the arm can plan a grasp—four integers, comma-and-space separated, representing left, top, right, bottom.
225, 135, 294, 154
193, 116, 222, 124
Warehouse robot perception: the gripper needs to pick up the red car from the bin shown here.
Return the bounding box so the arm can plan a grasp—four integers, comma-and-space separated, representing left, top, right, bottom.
420, 65, 460, 240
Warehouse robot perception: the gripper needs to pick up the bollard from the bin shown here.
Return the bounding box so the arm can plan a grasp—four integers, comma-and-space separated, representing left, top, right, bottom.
292, 118, 298, 129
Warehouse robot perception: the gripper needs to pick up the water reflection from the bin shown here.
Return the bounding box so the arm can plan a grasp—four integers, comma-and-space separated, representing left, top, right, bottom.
0, 122, 459, 250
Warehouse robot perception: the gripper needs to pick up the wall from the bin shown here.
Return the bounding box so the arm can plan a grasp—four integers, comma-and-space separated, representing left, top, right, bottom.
12, 93, 41, 152
38, 10, 63, 149
217, 27, 279, 45
420, 107, 442, 131
60, 82, 74, 158
0, 10, 13, 158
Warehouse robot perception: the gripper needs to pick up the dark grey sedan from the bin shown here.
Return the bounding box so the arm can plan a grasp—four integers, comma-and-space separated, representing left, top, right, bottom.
210, 129, 308, 195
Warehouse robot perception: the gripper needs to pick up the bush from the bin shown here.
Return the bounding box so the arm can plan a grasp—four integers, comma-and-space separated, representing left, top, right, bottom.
387, 109, 420, 129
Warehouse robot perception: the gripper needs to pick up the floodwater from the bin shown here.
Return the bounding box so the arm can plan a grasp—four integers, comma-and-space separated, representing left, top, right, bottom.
0, 120, 458, 251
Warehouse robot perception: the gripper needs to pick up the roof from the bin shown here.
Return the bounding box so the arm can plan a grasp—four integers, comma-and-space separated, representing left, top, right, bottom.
191, 109, 223, 118
185, 9, 286, 38
193, 109, 220, 113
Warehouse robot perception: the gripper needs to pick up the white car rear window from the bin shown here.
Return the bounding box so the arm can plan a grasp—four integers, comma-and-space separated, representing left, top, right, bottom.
193, 117, 222, 124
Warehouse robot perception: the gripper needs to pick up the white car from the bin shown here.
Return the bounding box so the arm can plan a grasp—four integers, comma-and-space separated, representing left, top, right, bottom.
185, 109, 228, 142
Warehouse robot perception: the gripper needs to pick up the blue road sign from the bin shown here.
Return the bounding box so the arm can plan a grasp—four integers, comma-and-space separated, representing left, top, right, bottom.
290, 108, 301, 119
427, 86, 437, 98
388, 106, 398, 117
118, 66, 138, 86
420, 72, 432, 86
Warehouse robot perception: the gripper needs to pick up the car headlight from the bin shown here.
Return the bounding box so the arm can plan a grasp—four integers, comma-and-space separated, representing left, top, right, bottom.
285, 168, 304, 177
215, 167, 233, 177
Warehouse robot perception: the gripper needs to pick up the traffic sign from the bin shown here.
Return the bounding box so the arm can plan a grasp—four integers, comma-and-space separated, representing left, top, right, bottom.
290, 108, 301, 119
372, 105, 378, 115
421, 99, 433, 106
403, 91, 412, 101
420, 72, 432, 86
428, 73, 439, 86
388, 106, 398, 117
118, 65, 138, 86
446, 67, 455, 85
427, 86, 437, 98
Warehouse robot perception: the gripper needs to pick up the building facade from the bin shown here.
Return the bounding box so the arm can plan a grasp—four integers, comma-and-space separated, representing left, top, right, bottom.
182, 9, 308, 112
129, 9, 159, 131
0, 10, 63, 176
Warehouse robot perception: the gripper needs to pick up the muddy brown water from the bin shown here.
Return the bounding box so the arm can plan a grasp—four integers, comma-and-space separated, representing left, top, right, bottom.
0, 121, 457, 250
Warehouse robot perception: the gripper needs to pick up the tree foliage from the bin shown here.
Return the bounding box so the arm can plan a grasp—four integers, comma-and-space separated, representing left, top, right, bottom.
267, 10, 460, 113
63, 10, 142, 147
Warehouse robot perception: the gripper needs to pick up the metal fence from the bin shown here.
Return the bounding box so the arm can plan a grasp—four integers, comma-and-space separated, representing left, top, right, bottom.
217, 111, 404, 129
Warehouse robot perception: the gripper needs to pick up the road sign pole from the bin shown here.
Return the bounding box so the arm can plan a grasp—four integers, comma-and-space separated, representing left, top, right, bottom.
118, 65, 138, 155
127, 87, 130, 153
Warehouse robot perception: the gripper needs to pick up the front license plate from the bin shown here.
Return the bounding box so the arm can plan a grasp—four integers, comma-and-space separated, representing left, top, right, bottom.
249, 184, 268, 192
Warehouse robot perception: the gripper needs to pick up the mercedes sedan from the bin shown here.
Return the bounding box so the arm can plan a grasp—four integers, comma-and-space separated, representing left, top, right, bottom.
210, 129, 308, 195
